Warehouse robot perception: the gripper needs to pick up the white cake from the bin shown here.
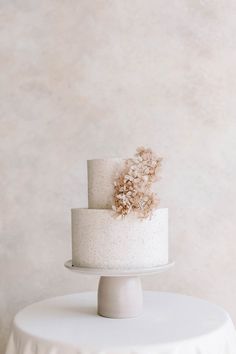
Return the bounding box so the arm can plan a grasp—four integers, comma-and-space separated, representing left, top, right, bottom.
71, 158, 168, 269
87, 158, 124, 209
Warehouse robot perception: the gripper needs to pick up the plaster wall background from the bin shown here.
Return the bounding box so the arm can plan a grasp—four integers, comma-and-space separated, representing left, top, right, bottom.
1, 1, 236, 352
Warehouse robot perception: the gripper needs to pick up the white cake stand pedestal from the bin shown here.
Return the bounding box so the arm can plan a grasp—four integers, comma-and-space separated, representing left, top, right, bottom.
64, 260, 174, 319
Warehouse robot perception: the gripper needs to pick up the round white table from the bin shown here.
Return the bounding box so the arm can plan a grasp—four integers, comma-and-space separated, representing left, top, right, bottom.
5, 291, 236, 354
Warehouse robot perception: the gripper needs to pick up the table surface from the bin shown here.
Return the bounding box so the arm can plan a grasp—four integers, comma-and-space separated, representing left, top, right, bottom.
6, 291, 236, 354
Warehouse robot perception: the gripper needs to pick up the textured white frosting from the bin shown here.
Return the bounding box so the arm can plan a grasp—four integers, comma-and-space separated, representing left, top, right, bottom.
72, 208, 168, 269
87, 158, 125, 209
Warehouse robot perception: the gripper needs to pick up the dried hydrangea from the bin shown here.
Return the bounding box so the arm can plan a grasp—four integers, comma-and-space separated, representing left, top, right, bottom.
112, 147, 162, 219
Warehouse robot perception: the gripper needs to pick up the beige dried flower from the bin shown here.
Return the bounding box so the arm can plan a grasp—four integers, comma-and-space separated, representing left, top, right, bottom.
112, 147, 162, 219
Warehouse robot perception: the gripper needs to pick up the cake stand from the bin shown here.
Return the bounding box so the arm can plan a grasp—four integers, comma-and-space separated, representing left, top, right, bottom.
64, 260, 174, 319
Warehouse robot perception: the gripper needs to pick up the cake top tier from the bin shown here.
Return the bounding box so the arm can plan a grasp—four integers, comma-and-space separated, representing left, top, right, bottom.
88, 158, 125, 209
87, 147, 162, 218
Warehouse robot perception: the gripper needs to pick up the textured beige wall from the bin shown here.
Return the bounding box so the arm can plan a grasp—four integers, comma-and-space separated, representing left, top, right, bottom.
1, 1, 236, 352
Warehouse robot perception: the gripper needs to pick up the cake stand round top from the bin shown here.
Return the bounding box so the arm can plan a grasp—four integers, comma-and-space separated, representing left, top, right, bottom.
5, 291, 236, 354
64, 259, 175, 276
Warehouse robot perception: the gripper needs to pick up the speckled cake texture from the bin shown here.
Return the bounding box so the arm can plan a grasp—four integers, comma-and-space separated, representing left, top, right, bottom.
72, 158, 169, 269
88, 158, 124, 209
72, 208, 168, 269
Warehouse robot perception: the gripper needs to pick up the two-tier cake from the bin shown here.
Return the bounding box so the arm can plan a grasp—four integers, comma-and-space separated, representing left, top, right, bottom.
71, 147, 168, 269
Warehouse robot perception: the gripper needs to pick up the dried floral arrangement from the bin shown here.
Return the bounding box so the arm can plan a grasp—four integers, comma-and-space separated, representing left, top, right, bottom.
112, 147, 162, 219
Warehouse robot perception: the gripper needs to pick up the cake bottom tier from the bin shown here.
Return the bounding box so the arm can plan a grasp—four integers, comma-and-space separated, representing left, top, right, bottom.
71, 208, 168, 269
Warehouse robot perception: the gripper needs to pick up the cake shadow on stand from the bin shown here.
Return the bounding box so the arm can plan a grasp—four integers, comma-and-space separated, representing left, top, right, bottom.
66, 149, 173, 318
